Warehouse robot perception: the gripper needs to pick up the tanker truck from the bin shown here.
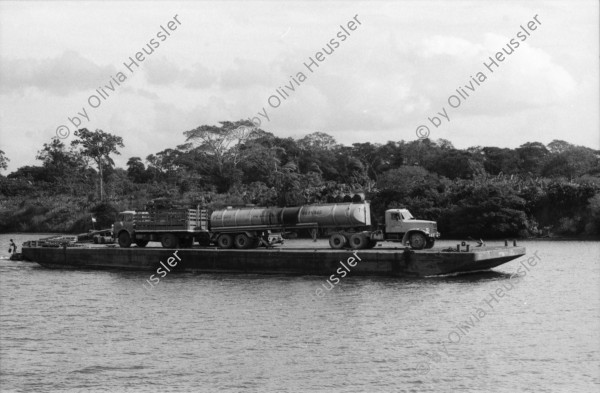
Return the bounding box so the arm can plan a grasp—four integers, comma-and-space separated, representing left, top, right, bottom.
209, 202, 439, 250
114, 201, 440, 250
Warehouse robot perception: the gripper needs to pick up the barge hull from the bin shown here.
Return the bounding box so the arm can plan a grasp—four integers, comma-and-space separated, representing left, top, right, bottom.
22, 246, 527, 277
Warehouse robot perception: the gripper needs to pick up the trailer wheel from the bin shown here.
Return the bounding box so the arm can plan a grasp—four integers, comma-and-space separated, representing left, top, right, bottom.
329, 233, 347, 249
134, 239, 148, 248
366, 239, 378, 249
234, 233, 253, 249
425, 238, 435, 249
217, 234, 233, 249
161, 234, 179, 249
118, 231, 132, 248
349, 233, 369, 249
409, 232, 427, 250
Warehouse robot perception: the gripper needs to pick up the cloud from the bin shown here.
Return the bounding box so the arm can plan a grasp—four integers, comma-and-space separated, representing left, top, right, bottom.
133, 88, 161, 100
237, 27, 579, 138
480, 34, 577, 107
220, 57, 279, 89
186, 63, 216, 88
421, 35, 485, 58
143, 57, 182, 86
0, 51, 117, 95
143, 56, 215, 88
405, 32, 578, 118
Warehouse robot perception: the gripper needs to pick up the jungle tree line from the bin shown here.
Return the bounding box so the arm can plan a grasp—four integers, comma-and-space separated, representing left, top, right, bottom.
1, 121, 599, 237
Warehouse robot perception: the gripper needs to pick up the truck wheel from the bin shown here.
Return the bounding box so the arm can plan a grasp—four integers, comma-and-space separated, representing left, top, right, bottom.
409, 233, 427, 250
217, 234, 233, 249
234, 233, 252, 249
135, 239, 149, 248
425, 239, 435, 249
349, 233, 369, 249
329, 233, 347, 249
161, 234, 179, 249
118, 231, 132, 248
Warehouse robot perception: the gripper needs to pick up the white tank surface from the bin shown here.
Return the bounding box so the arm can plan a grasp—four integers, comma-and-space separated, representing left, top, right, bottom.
297, 203, 371, 227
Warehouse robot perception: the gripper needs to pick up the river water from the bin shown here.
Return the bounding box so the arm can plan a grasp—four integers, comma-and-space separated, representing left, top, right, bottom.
0, 233, 598, 392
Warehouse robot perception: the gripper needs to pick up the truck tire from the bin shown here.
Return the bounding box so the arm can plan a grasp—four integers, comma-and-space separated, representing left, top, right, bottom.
135, 239, 149, 248
161, 234, 179, 249
409, 232, 427, 250
425, 238, 435, 249
366, 239, 378, 249
118, 231, 132, 248
349, 233, 369, 249
329, 233, 347, 249
234, 233, 253, 249
217, 234, 233, 249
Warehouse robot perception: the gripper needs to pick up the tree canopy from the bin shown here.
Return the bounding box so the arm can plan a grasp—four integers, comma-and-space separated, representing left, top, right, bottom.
71, 128, 124, 201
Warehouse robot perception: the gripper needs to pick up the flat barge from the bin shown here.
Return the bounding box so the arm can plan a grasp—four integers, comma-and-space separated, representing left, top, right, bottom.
21, 244, 526, 277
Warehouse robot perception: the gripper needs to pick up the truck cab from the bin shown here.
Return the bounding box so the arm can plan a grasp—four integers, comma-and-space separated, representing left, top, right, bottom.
384, 209, 439, 249
114, 211, 135, 232
113, 211, 140, 247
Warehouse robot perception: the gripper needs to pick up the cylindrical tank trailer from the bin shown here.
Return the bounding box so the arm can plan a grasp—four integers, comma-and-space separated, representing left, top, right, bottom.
210, 203, 371, 229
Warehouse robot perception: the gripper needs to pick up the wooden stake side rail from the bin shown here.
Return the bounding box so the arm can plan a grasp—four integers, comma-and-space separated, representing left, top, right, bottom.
135, 209, 205, 231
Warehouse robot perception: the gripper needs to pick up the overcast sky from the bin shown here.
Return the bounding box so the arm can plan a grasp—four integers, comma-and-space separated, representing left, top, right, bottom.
0, 0, 598, 173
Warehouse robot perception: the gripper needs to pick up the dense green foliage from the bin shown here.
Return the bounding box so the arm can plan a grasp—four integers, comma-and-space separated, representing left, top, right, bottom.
1, 121, 599, 238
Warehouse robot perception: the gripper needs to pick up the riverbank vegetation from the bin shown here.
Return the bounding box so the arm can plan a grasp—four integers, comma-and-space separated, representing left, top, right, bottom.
1, 121, 599, 238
